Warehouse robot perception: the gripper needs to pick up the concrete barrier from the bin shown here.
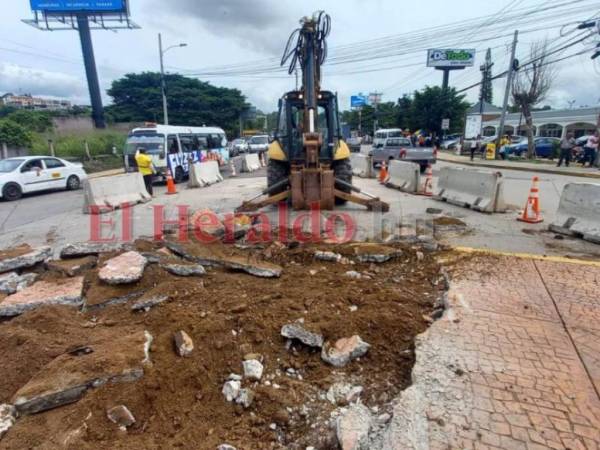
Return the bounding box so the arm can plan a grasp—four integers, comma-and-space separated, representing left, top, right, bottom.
243, 154, 261, 172
83, 173, 150, 214
549, 183, 600, 244
386, 160, 420, 193
230, 156, 244, 175
436, 167, 507, 213
188, 161, 223, 188
351, 153, 373, 178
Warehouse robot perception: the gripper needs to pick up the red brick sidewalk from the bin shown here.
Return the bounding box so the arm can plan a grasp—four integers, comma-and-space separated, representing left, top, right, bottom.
380, 255, 600, 450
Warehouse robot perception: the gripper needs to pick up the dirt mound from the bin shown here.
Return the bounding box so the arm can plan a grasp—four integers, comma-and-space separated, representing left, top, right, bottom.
0, 239, 444, 450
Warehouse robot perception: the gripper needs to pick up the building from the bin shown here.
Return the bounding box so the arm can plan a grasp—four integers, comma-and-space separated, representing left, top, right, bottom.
0, 93, 71, 111
480, 106, 600, 139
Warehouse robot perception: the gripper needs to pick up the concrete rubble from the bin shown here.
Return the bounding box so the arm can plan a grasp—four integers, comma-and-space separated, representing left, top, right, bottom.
0, 246, 51, 273
162, 263, 206, 277
107, 405, 136, 430
12, 330, 151, 415
235, 388, 255, 408
322, 336, 370, 367
0, 272, 37, 295
99, 251, 148, 285
173, 330, 194, 357
0, 277, 84, 317
242, 359, 264, 381
314, 250, 353, 264
281, 323, 324, 348
336, 403, 373, 450
131, 295, 169, 312
217, 445, 237, 450
0, 404, 16, 440
326, 382, 364, 406
59, 242, 128, 258
222, 380, 241, 402
46, 256, 97, 277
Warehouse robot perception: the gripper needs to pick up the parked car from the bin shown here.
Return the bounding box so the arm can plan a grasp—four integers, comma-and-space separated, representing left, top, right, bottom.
346, 136, 362, 153
370, 137, 437, 171
0, 156, 87, 201
247, 135, 270, 154
441, 134, 462, 149
505, 137, 560, 158
576, 135, 592, 147
230, 138, 249, 156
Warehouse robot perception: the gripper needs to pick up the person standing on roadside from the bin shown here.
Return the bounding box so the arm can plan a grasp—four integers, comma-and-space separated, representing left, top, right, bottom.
135, 147, 155, 196
584, 131, 599, 167
557, 132, 575, 167
470, 136, 479, 161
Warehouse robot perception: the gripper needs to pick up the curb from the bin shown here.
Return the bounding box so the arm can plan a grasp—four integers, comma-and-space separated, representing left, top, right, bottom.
453, 246, 600, 267
438, 154, 600, 179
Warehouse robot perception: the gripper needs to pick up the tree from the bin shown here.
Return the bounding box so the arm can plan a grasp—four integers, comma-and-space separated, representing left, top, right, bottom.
5, 110, 54, 133
105, 72, 248, 136
409, 86, 470, 135
512, 41, 555, 159
0, 120, 33, 148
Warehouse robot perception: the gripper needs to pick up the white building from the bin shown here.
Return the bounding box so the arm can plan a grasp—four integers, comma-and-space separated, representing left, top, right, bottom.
0, 93, 71, 111
481, 106, 600, 139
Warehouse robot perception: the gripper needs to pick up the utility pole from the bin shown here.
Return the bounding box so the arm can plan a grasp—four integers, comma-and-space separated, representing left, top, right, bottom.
158, 33, 187, 126
77, 14, 105, 129
497, 30, 519, 149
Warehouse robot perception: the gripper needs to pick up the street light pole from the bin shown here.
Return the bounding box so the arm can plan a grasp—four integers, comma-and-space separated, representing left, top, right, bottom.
158, 33, 187, 126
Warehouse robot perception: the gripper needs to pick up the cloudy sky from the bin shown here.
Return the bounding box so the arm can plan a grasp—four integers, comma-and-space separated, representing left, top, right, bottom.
2, 0, 600, 113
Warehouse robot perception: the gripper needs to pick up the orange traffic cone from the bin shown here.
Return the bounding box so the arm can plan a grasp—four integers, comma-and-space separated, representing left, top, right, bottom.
419, 164, 433, 197
379, 161, 389, 184
518, 176, 543, 223
166, 168, 178, 195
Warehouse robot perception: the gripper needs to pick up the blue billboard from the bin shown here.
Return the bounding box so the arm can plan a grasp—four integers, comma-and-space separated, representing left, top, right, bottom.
350, 95, 367, 108
30, 0, 125, 12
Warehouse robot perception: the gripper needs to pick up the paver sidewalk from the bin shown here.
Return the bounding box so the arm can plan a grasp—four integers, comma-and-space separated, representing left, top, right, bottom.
438, 152, 600, 179
379, 255, 600, 450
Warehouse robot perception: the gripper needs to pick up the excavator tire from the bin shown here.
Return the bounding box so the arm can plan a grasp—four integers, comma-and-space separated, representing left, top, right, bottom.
267, 159, 290, 196
333, 158, 353, 205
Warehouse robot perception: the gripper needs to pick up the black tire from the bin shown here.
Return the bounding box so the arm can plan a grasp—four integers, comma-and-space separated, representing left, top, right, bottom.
3, 183, 22, 201
267, 159, 289, 196
174, 166, 184, 184
66, 175, 80, 190
333, 158, 352, 205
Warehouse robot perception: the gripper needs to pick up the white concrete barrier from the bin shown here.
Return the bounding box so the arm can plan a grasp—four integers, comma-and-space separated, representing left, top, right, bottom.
549, 183, 600, 244
243, 154, 261, 172
386, 160, 420, 193
351, 153, 373, 178
188, 161, 223, 188
83, 172, 150, 214
436, 167, 507, 213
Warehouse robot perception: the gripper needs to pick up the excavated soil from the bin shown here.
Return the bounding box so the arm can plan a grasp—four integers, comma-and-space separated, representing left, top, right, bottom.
0, 238, 444, 450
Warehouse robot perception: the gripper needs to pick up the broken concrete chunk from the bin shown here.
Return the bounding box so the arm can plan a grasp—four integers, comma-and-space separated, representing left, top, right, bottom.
326, 383, 364, 406
314, 251, 353, 264
173, 331, 194, 357
336, 403, 373, 450
99, 251, 147, 285
322, 336, 370, 368
222, 380, 241, 402
46, 256, 97, 277
162, 263, 206, 277
281, 323, 324, 348
60, 242, 127, 258
0, 272, 37, 295
355, 252, 400, 264
0, 404, 16, 440
131, 295, 169, 312
12, 331, 150, 415
243, 359, 264, 381
224, 259, 282, 278
0, 277, 84, 317
107, 405, 136, 430
235, 388, 255, 408
0, 246, 51, 274
217, 445, 237, 450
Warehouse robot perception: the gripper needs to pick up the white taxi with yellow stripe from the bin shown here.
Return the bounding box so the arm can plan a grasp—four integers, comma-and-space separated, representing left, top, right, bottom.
0, 156, 87, 201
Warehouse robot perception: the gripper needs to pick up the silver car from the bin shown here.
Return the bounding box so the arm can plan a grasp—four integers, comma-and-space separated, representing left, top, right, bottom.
370, 137, 437, 171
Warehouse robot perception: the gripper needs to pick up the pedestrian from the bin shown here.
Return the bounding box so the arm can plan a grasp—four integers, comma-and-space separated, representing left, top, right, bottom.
470, 137, 479, 161
583, 131, 599, 167
557, 132, 575, 167
135, 147, 155, 196
499, 135, 510, 160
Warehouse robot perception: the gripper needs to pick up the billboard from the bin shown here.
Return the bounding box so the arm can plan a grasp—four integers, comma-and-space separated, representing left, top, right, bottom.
464, 115, 482, 139
427, 49, 476, 68
350, 95, 367, 108
30, 0, 125, 12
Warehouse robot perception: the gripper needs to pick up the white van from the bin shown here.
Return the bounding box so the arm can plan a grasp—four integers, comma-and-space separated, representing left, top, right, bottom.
373, 128, 405, 149
124, 124, 227, 183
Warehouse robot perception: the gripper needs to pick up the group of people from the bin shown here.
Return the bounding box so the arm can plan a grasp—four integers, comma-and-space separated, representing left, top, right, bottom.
557, 131, 599, 168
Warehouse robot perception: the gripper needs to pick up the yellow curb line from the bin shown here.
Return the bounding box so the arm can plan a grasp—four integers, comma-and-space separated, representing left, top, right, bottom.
453, 246, 600, 267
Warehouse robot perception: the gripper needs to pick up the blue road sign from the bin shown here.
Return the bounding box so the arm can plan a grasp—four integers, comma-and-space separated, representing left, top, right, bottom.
350, 95, 367, 108
30, 0, 125, 12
